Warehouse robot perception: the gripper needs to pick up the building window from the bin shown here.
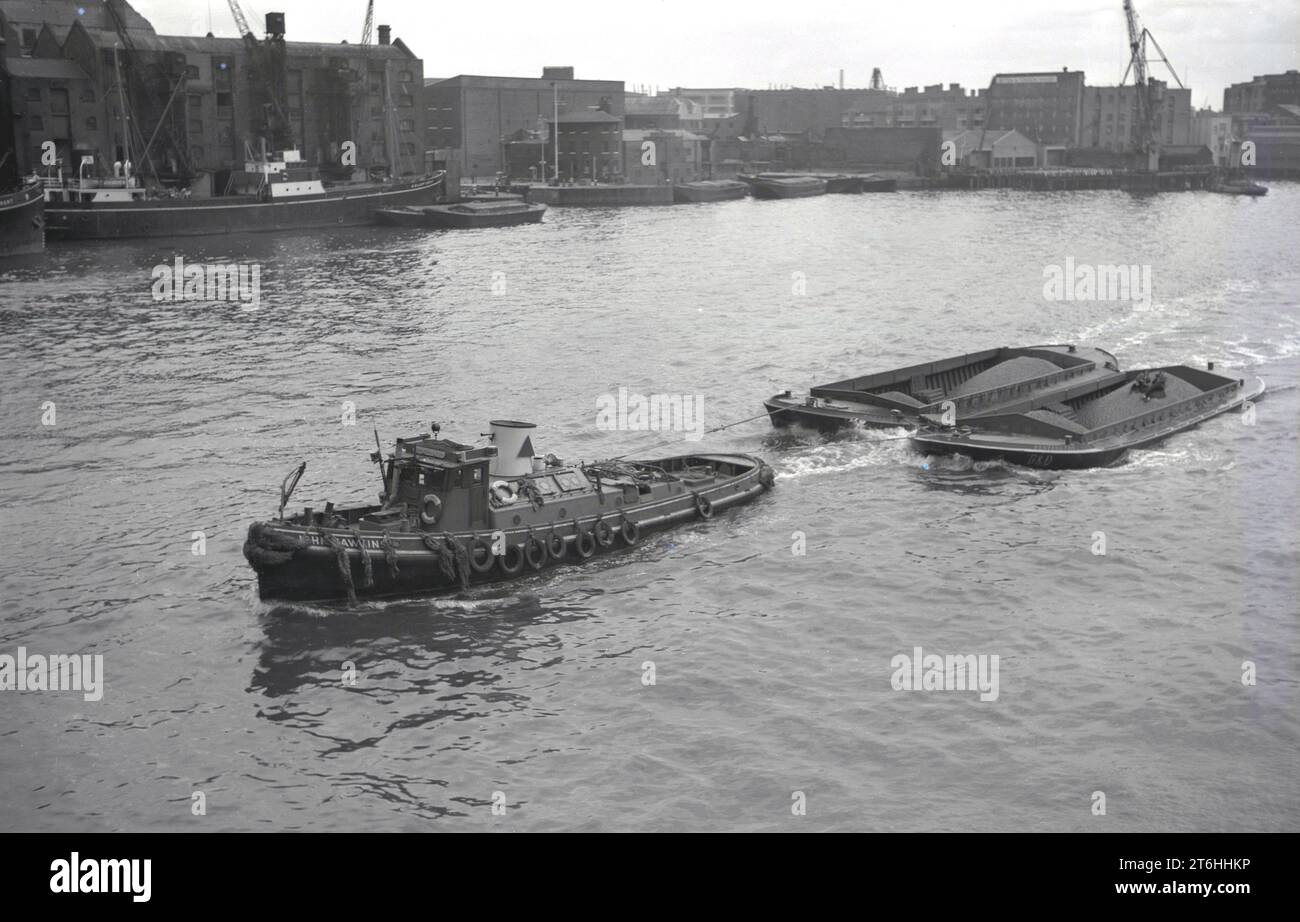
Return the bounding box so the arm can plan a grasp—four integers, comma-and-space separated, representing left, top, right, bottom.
80, 88, 96, 103
216, 91, 233, 111
399, 70, 412, 83
185, 65, 199, 79
21, 28, 37, 48
26, 88, 41, 102
399, 95, 413, 108
30, 116, 43, 130
188, 119, 203, 133
399, 119, 414, 131
191, 146, 204, 160
85, 117, 97, 130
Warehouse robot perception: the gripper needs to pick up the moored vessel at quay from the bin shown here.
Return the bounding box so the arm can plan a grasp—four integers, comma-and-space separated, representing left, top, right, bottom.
374, 199, 546, 228
244, 420, 775, 604
739, 173, 828, 198
41, 149, 445, 241
0, 178, 44, 257
672, 179, 750, 202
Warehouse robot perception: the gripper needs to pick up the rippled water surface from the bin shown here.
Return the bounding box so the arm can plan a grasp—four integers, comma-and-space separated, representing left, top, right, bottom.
2, 186, 1298, 831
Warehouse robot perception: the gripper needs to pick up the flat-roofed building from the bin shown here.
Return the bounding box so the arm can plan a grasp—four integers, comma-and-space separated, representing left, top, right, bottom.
426, 69, 624, 179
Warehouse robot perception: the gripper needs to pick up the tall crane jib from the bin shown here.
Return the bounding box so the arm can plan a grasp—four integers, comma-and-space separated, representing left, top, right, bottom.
104, 0, 193, 184
225, 1, 296, 154
362, 1, 375, 46
1121, 0, 1184, 172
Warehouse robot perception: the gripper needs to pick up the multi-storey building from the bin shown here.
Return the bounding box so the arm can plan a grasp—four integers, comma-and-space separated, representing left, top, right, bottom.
426, 67, 624, 179
1, 0, 427, 182
1224, 70, 1300, 113
982, 70, 1086, 147
1080, 80, 1192, 152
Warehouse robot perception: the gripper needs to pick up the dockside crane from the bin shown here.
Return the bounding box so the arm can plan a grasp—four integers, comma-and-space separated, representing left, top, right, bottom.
361, 0, 374, 45
225, 0, 296, 153
1120, 0, 1184, 171
103, 0, 193, 183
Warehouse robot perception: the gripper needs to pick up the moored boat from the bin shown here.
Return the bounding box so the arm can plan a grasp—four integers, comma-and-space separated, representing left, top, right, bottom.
1211, 178, 1267, 196
672, 180, 749, 203
910, 364, 1266, 469
0, 178, 43, 257
823, 175, 864, 194
741, 173, 828, 199
41, 149, 445, 241
860, 175, 898, 192
374, 199, 546, 229
766, 344, 1122, 432
244, 420, 775, 604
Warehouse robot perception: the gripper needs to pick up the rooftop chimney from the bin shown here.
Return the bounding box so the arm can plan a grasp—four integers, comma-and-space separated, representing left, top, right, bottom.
378, 24, 391, 45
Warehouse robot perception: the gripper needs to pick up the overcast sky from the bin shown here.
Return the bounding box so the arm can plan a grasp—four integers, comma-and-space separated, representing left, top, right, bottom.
133, 0, 1295, 108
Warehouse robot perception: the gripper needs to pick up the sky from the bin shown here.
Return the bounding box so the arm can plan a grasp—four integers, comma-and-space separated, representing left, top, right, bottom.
132, 0, 1297, 108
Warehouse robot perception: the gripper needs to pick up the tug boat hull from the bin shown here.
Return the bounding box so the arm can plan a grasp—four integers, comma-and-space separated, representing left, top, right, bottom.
246, 436, 774, 604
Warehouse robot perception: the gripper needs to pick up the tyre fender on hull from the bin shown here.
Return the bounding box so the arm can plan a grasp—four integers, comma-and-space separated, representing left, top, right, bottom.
498, 543, 526, 576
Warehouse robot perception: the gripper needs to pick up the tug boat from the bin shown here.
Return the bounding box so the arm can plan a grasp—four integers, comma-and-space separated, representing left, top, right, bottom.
374, 199, 546, 229
859, 175, 898, 193
1211, 178, 1267, 196
910, 364, 1266, 469
244, 420, 776, 604
766, 344, 1122, 433
672, 180, 749, 203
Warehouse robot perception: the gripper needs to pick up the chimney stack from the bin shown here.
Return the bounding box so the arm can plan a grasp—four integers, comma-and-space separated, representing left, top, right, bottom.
378, 24, 391, 45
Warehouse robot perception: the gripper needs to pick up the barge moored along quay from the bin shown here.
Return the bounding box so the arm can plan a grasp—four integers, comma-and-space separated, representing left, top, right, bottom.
740, 173, 828, 198
766, 344, 1122, 432
910, 364, 1266, 469
375, 199, 546, 228
245, 421, 775, 604
672, 180, 749, 202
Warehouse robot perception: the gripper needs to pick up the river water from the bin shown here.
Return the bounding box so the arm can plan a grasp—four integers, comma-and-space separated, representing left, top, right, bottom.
2, 186, 1297, 831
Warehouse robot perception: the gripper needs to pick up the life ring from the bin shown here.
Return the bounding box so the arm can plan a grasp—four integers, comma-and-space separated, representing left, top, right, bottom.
546, 530, 566, 560
574, 524, 596, 558
619, 518, 640, 545
592, 516, 615, 548
523, 534, 548, 570
491, 481, 517, 504
469, 534, 496, 573
420, 494, 443, 526
694, 493, 714, 519
498, 543, 526, 576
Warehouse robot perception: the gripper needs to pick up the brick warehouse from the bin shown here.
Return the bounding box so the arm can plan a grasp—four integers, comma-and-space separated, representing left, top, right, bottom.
0, 0, 428, 187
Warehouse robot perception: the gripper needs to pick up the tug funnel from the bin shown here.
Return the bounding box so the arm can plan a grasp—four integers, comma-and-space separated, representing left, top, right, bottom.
488, 420, 537, 477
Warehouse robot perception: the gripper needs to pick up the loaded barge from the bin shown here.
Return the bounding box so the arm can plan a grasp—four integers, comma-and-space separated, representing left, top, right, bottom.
911, 364, 1265, 469
245, 420, 775, 604
766, 344, 1122, 433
